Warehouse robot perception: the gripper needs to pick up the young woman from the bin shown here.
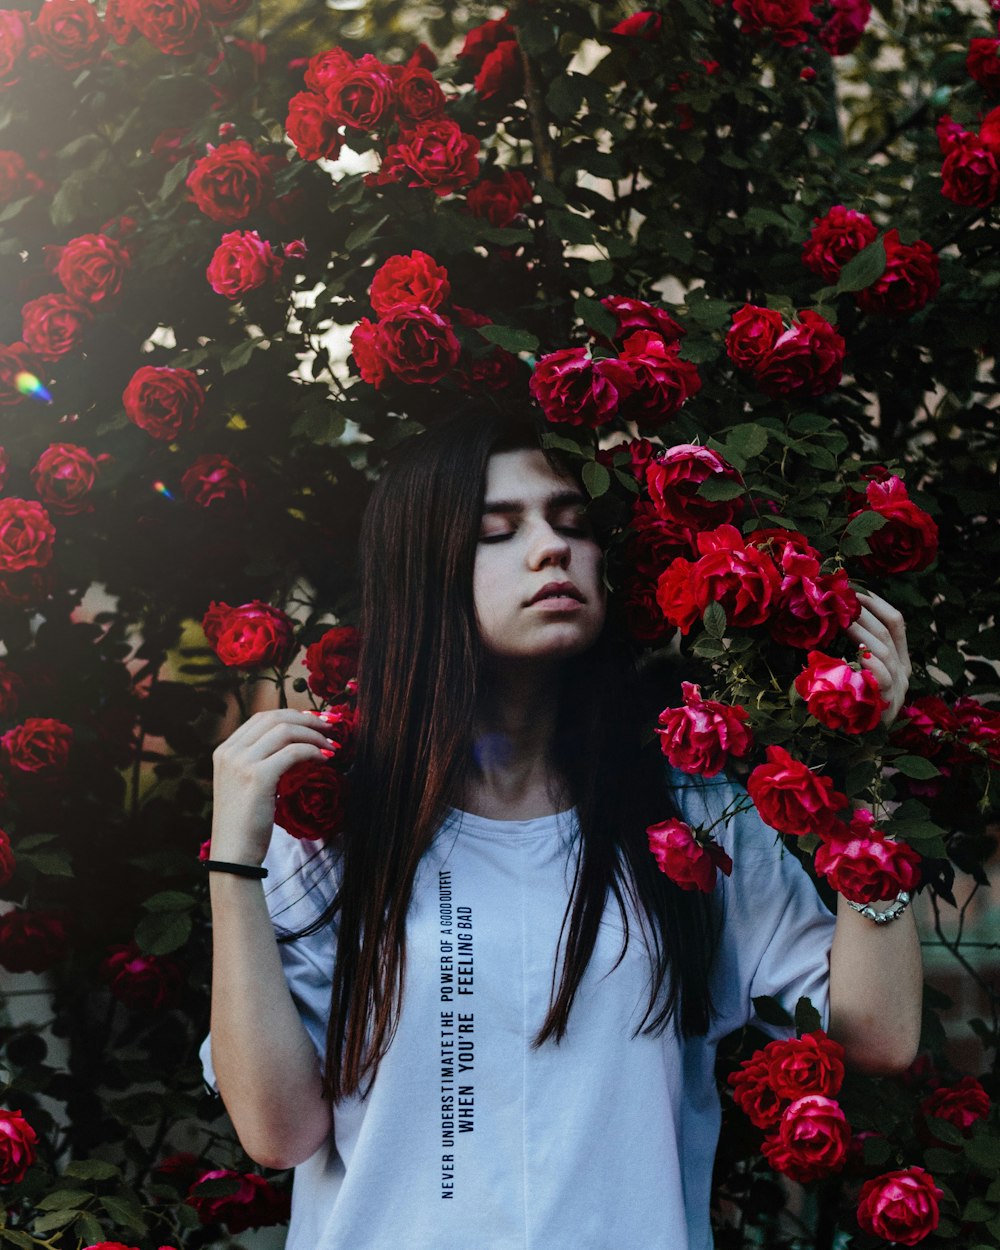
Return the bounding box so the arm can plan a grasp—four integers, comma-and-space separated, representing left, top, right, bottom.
203, 412, 922, 1250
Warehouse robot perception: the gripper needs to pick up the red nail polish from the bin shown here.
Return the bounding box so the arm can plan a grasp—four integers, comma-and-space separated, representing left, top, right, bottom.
319, 748, 335, 758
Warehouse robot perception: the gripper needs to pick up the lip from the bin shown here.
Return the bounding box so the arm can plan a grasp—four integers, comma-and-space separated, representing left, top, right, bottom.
525, 581, 585, 607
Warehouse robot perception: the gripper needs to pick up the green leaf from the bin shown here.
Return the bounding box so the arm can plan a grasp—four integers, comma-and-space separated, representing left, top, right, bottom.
794, 996, 822, 1036
702, 601, 726, 639
222, 337, 263, 374
32, 1210, 80, 1234
574, 295, 618, 341
546, 72, 588, 122
581, 460, 610, 499
725, 423, 769, 462
65, 1159, 120, 1181
344, 212, 389, 253
477, 325, 538, 354
98, 1195, 147, 1234
697, 479, 744, 502
966, 1132, 1000, 1170
134, 909, 192, 956
752, 995, 794, 1027
835, 237, 887, 293
540, 431, 587, 457
962, 1198, 996, 1223
891, 755, 940, 779
26, 851, 74, 877
37, 1190, 93, 1211
75, 1214, 106, 1246
589, 259, 614, 286
158, 156, 192, 204
862, 1135, 892, 1166
842, 509, 889, 539
924, 1147, 963, 1173
142, 890, 196, 912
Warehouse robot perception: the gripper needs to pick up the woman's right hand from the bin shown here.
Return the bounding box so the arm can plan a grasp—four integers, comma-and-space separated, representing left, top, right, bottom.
210, 708, 340, 867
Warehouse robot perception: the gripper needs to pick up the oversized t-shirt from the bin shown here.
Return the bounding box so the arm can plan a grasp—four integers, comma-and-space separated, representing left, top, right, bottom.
201, 770, 836, 1250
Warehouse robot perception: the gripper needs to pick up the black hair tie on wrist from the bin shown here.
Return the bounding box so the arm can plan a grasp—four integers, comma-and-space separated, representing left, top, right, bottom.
204, 859, 268, 879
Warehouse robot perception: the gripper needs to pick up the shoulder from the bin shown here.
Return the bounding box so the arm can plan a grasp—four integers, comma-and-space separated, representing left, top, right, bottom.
262, 824, 342, 933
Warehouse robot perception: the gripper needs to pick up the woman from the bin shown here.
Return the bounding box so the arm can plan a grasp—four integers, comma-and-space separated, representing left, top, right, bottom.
203, 412, 922, 1250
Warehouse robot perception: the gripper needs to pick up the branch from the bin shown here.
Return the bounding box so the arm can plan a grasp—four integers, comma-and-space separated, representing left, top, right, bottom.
509, 4, 557, 185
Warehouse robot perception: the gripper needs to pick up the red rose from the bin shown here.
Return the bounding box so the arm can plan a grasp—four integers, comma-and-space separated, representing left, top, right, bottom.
761, 1095, 851, 1182
768, 544, 860, 650
794, 650, 887, 734
854, 229, 940, 317
123, 365, 206, 441
457, 14, 516, 69
0, 908, 70, 972
645, 444, 742, 530
187, 1169, 290, 1233
0, 1107, 37, 1183
0, 829, 15, 886
730, 1049, 785, 1129
941, 132, 1000, 206
206, 230, 283, 299
206, 600, 296, 669
0, 445, 6, 492
746, 745, 849, 838
303, 45, 353, 93
102, 944, 182, 1009
814, 812, 922, 902
304, 625, 359, 700
350, 317, 388, 387
321, 52, 395, 131
690, 524, 782, 629
375, 304, 461, 386
849, 475, 938, 574
370, 250, 450, 315
374, 118, 480, 196
654, 557, 701, 634
601, 295, 685, 345
626, 499, 693, 572
395, 65, 446, 126
21, 294, 92, 360
474, 39, 522, 101
285, 91, 342, 162
656, 681, 753, 778
611, 10, 663, 39
613, 330, 701, 427
725, 304, 784, 371
200, 599, 231, 646
529, 346, 634, 428
186, 140, 272, 225
0, 661, 21, 717
954, 696, 1000, 766
601, 436, 659, 484
467, 168, 533, 227
103, 0, 137, 43
275, 758, 347, 842
0, 341, 43, 407
936, 114, 966, 154
308, 702, 356, 765
621, 576, 676, 644
180, 453, 251, 508
856, 1168, 942, 1246
31, 0, 105, 69
29, 442, 100, 515
766, 1031, 845, 1102
0, 9, 29, 88
816, 0, 871, 55
968, 37, 1000, 94
129, 0, 204, 55
55, 232, 130, 306
753, 310, 845, 399
920, 1076, 990, 1134
0, 498, 56, 571
2, 716, 72, 774
801, 205, 877, 282
733, 0, 816, 46
0, 149, 43, 204
646, 818, 733, 892
891, 695, 964, 767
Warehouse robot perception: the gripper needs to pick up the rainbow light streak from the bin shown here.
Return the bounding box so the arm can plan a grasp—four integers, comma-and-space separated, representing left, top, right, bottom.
14, 371, 52, 403
152, 480, 176, 501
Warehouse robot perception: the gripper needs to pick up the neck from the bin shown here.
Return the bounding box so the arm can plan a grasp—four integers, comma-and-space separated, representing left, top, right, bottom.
460, 659, 569, 819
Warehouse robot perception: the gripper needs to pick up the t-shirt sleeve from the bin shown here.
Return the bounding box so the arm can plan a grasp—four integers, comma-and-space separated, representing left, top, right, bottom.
199, 825, 341, 1092
665, 767, 836, 1041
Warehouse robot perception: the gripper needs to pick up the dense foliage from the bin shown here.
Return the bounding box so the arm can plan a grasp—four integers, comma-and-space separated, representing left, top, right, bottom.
0, 0, 998, 1245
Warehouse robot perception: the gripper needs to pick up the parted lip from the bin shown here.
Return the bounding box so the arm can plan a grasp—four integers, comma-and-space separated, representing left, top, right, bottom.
526, 580, 585, 606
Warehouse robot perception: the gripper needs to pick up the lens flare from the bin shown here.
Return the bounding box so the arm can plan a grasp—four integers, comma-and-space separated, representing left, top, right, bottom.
152, 480, 176, 501
14, 371, 52, 403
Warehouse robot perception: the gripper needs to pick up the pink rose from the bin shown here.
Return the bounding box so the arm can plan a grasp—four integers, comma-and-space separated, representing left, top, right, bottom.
746, 745, 849, 838
793, 650, 887, 734
856, 1168, 942, 1246
761, 1094, 851, 1182
656, 681, 753, 777
646, 818, 733, 892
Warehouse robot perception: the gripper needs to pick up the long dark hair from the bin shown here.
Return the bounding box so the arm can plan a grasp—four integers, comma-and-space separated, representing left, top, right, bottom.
320, 413, 718, 1102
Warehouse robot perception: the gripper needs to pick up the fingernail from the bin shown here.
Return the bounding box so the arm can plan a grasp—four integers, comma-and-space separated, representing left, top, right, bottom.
319, 748, 335, 758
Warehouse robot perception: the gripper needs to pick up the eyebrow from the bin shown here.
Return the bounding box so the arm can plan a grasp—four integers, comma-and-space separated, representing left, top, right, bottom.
481, 490, 586, 515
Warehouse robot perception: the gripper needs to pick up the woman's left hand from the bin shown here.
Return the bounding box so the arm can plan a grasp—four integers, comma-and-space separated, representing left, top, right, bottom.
845, 590, 912, 726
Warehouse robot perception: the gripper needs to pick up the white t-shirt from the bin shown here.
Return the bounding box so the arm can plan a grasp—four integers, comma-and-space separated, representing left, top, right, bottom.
201, 770, 835, 1250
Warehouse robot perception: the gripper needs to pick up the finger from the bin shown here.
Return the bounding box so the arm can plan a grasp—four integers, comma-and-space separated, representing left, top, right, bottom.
256, 741, 336, 792
859, 653, 894, 703
856, 591, 907, 650
845, 622, 893, 665
220, 708, 329, 750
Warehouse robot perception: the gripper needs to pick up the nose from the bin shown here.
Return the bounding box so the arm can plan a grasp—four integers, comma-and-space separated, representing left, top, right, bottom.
527, 519, 571, 570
